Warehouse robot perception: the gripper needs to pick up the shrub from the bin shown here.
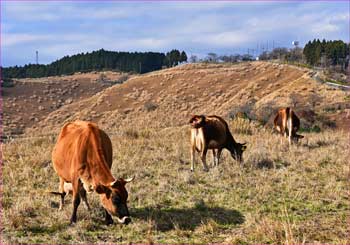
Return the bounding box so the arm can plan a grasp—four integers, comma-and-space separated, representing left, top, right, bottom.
113, 74, 129, 85
300, 125, 321, 133
227, 101, 255, 120
1, 78, 15, 88
254, 103, 277, 125
144, 102, 158, 112
123, 128, 139, 139
229, 117, 253, 135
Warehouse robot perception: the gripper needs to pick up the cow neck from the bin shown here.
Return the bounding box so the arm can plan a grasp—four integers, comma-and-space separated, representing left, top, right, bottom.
88, 128, 115, 186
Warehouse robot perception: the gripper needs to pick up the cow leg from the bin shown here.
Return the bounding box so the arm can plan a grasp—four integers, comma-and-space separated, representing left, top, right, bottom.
79, 186, 90, 211
201, 148, 209, 172
281, 130, 287, 145
70, 178, 81, 224
58, 178, 66, 211
105, 209, 114, 225
190, 147, 196, 172
217, 149, 223, 166
288, 129, 293, 145
212, 149, 217, 166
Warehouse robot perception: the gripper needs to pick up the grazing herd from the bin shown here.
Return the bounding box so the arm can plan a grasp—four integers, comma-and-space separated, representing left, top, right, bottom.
51, 107, 303, 225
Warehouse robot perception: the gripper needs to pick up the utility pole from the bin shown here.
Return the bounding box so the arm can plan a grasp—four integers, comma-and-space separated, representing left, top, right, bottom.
139, 62, 142, 73
36, 50, 39, 64
266, 41, 269, 52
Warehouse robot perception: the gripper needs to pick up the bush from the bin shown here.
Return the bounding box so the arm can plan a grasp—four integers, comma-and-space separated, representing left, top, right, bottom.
229, 117, 253, 135
144, 102, 158, 112
300, 125, 321, 133
1, 78, 15, 88
254, 104, 277, 125
123, 128, 139, 139
228, 102, 255, 120
112, 75, 129, 85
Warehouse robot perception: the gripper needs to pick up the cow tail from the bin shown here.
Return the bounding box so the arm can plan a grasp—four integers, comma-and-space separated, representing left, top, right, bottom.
287, 108, 293, 139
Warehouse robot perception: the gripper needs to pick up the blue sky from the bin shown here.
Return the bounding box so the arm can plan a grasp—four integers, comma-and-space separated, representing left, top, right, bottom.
1, 1, 349, 67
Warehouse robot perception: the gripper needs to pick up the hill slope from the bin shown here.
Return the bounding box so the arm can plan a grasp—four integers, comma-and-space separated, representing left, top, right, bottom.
26, 61, 350, 135
2, 71, 130, 136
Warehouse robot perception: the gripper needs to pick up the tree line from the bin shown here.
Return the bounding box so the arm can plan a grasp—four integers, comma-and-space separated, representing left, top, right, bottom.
2, 49, 188, 79
258, 39, 349, 71
303, 39, 349, 69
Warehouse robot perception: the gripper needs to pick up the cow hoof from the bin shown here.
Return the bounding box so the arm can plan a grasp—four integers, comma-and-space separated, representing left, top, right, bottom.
105, 219, 114, 226
203, 168, 209, 172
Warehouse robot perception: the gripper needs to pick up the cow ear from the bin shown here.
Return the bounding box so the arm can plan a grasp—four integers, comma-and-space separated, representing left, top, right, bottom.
110, 180, 122, 188
95, 185, 111, 197
189, 115, 198, 124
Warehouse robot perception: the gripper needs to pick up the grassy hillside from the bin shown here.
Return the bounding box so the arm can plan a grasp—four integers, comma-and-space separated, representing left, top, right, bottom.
2, 71, 130, 136
2, 121, 349, 244
26, 62, 350, 135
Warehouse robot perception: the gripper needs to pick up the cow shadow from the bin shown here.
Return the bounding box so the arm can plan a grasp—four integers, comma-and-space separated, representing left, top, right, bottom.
301, 140, 334, 150
130, 203, 244, 231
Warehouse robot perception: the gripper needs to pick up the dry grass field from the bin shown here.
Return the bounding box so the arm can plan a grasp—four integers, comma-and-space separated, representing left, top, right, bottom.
2, 119, 349, 244
1, 62, 350, 244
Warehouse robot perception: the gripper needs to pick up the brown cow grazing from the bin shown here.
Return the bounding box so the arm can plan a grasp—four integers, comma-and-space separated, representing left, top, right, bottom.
273, 107, 304, 145
189, 115, 247, 171
52, 121, 133, 225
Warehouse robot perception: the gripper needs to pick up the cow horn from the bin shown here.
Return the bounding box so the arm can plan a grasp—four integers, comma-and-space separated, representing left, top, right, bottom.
116, 216, 130, 224
110, 180, 118, 188
124, 176, 134, 183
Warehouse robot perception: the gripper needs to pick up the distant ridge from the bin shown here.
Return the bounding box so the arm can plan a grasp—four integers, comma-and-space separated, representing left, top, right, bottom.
2, 49, 166, 78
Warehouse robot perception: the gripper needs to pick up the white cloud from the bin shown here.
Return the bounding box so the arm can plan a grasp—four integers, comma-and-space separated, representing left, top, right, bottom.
193, 31, 251, 47
2, 1, 349, 66
2, 33, 54, 46
3, 2, 62, 21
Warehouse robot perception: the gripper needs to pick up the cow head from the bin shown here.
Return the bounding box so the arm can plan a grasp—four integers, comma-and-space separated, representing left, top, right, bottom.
189, 115, 206, 128
95, 177, 134, 225
229, 142, 247, 162
293, 134, 304, 143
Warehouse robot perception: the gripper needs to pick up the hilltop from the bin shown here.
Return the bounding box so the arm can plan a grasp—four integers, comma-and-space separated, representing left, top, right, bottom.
4, 61, 348, 137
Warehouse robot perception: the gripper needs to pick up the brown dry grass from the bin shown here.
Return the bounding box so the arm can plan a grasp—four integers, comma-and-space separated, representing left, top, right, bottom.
2, 120, 349, 244
3, 71, 130, 136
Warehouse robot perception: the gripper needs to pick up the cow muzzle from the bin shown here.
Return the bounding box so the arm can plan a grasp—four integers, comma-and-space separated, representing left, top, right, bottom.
116, 216, 131, 225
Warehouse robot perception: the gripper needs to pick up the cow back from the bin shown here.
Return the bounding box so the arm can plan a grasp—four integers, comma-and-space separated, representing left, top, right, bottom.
203, 116, 232, 148
52, 121, 113, 185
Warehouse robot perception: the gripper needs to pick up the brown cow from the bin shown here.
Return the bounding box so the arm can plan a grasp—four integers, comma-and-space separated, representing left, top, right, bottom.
273, 107, 304, 144
189, 115, 247, 171
52, 121, 133, 225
